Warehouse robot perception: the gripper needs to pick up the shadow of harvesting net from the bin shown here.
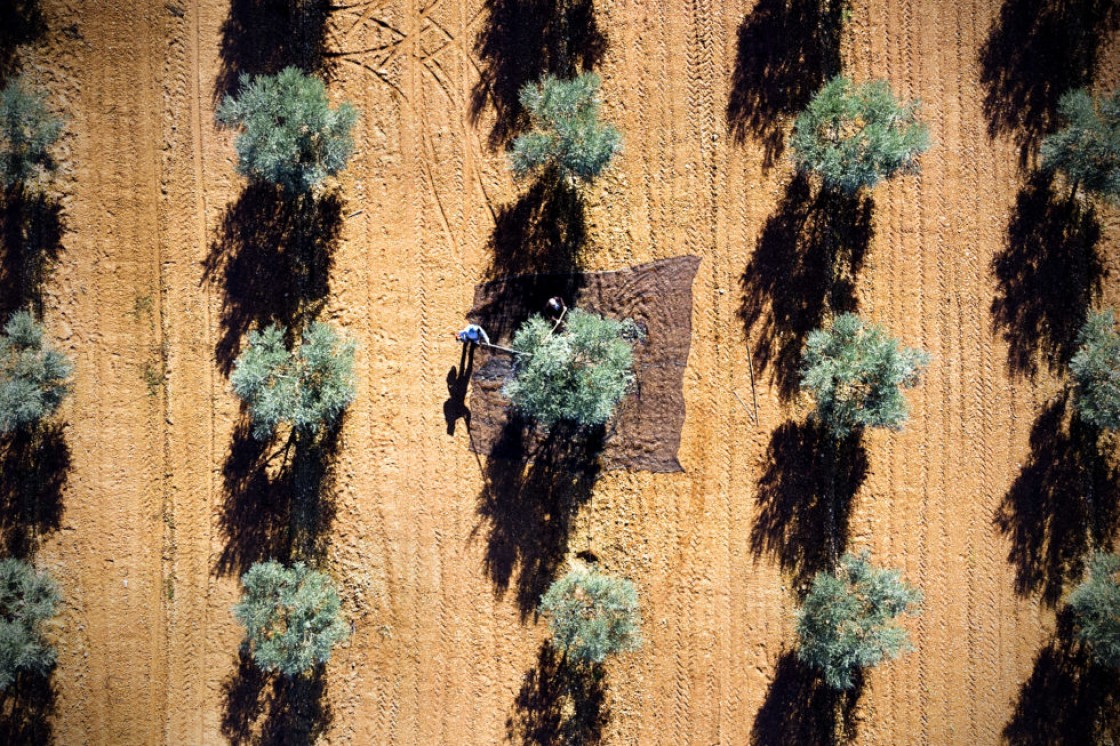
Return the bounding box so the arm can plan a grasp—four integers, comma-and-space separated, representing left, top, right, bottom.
751, 650, 861, 746
740, 174, 872, 401
995, 394, 1119, 607
221, 649, 332, 746
475, 419, 604, 619
991, 172, 1103, 379
0, 668, 55, 746
507, 642, 609, 746
216, 420, 341, 576
204, 184, 342, 376
751, 420, 867, 591
215, 0, 332, 101
0, 187, 65, 320
1003, 610, 1120, 746
471, 0, 607, 148
0, 424, 69, 559
0, 0, 45, 83
726, 0, 844, 168
979, 0, 1120, 165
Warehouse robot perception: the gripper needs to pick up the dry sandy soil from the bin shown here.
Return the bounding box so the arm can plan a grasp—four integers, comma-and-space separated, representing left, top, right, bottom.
3, 0, 1120, 743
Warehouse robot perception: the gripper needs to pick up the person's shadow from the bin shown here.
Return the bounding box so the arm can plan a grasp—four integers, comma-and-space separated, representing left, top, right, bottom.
444, 343, 476, 436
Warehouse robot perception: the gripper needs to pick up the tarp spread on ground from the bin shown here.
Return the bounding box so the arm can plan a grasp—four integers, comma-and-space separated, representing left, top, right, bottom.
465, 255, 700, 473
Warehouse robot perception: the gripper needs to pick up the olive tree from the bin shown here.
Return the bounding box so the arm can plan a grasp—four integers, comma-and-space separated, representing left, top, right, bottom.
801, 313, 929, 438
1041, 88, 1120, 202
0, 312, 72, 434
539, 566, 642, 664
230, 322, 356, 440
1071, 310, 1120, 431
790, 76, 930, 193
797, 551, 922, 690
1068, 552, 1120, 669
232, 560, 349, 676
0, 558, 59, 690
216, 67, 358, 193
503, 308, 641, 429
0, 77, 63, 190
510, 73, 622, 184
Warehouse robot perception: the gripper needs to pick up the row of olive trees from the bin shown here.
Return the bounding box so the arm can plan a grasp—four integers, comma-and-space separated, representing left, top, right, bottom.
0, 75, 70, 693
1038, 86, 1120, 671
215, 68, 360, 677
784, 81, 1120, 685
782, 74, 930, 689
218, 65, 645, 675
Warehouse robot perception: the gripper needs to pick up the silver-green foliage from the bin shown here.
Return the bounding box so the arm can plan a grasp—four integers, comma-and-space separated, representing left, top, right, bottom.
1071, 310, 1120, 431
233, 561, 349, 676
1069, 552, 1120, 669
0, 558, 59, 690
504, 309, 640, 429
216, 67, 358, 193
801, 313, 928, 438
230, 322, 356, 440
539, 566, 642, 664
796, 551, 922, 690
0, 77, 63, 189
510, 73, 622, 184
790, 76, 929, 193
1041, 88, 1120, 202
0, 312, 72, 434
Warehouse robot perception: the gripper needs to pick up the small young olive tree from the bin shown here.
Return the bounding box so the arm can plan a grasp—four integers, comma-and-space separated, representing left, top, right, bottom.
503, 308, 641, 429
1071, 310, 1120, 431
1068, 552, 1120, 669
231, 322, 356, 441
233, 560, 349, 676
0, 77, 63, 190
0, 312, 72, 434
216, 67, 358, 193
1041, 88, 1120, 202
539, 566, 642, 665
790, 76, 930, 194
0, 558, 59, 690
797, 551, 922, 690
510, 73, 622, 184
801, 313, 929, 438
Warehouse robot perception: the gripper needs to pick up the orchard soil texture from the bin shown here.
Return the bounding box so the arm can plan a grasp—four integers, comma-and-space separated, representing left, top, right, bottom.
4, 0, 1120, 744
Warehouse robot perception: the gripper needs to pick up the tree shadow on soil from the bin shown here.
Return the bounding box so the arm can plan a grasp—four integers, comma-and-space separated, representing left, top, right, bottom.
221, 649, 332, 746
507, 642, 609, 746
0, 188, 65, 320
475, 418, 604, 619
726, 0, 844, 168
0, 0, 45, 83
1003, 610, 1120, 745
0, 423, 69, 559
215, 0, 332, 101
470, 0, 607, 148
751, 419, 867, 591
740, 174, 872, 401
203, 183, 342, 376
991, 171, 1103, 379
216, 420, 341, 576
0, 668, 56, 746
751, 650, 861, 746
994, 394, 1119, 607
472, 177, 588, 343
979, 0, 1120, 164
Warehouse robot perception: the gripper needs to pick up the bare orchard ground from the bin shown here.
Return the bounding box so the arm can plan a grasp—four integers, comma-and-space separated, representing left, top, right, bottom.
12, 0, 1120, 743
